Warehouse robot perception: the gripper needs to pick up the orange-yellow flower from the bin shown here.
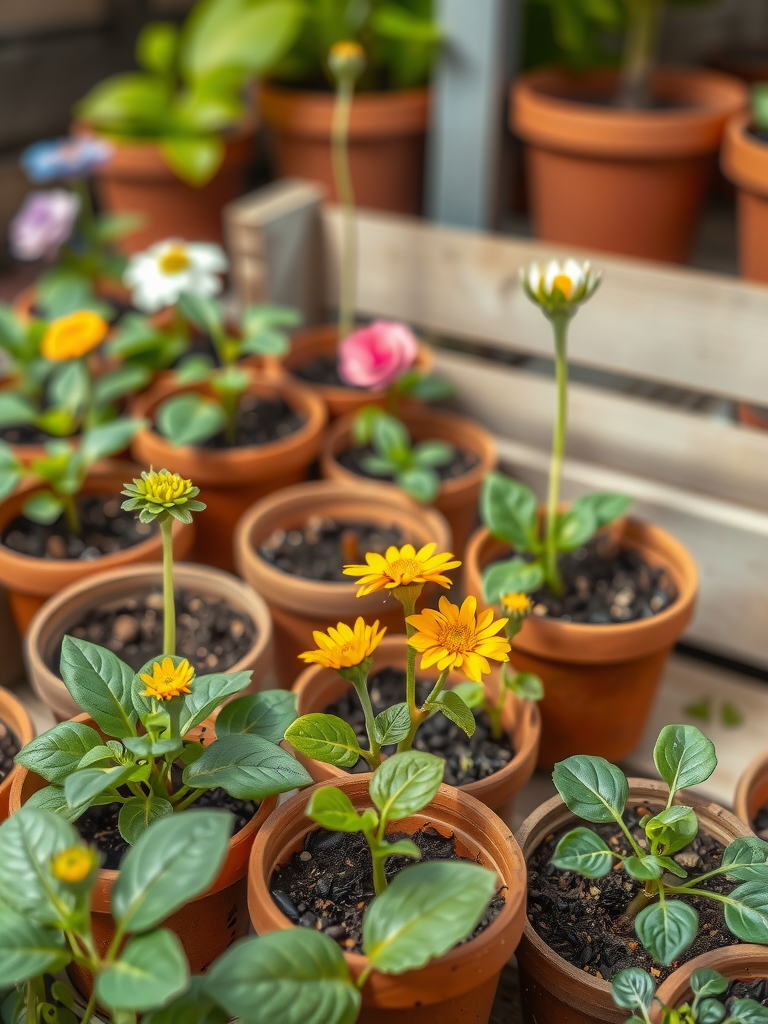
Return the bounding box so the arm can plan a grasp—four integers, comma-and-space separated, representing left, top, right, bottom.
406, 595, 510, 682
51, 845, 97, 884
501, 592, 532, 617
41, 310, 109, 361
299, 617, 385, 670
343, 543, 460, 598
140, 657, 194, 701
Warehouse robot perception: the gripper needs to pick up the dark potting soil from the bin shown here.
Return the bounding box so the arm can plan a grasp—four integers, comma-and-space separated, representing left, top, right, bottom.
258, 518, 406, 582
292, 354, 361, 389
270, 826, 506, 953
748, 127, 768, 146
62, 585, 256, 674
76, 787, 258, 870
200, 395, 304, 450
325, 668, 516, 785
721, 978, 768, 1009
0, 423, 60, 446
753, 803, 768, 842
2, 495, 156, 560
527, 805, 740, 983
0, 719, 20, 784
337, 444, 478, 484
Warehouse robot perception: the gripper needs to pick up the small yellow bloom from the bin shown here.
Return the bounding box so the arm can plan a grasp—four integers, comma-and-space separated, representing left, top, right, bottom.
501, 592, 532, 617
141, 469, 193, 505
51, 845, 97, 884
42, 311, 109, 361
140, 657, 194, 701
406, 595, 510, 682
343, 543, 461, 598
328, 40, 366, 81
158, 243, 191, 275
299, 617, 385, 670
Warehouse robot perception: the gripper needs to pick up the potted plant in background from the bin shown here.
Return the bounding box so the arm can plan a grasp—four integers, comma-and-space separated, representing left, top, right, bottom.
722, 84, 768, 294
649, 947, 768, 1023
464, 260, 698, 766
735, 748, 768, 840
512, 0, 747, 261
0, 686, 34, 822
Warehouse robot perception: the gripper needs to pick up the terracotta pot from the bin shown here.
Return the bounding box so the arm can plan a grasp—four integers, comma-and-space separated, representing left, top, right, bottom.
515, 779, 753, 1024
233, 479, 452, 688
321, 407, 496, 558
289, 634, 540, 826
272, 323, 434, 420
248, 777, 527, 1024
736, 402, 768, 430
0, 687, 35, 821
734, 749, 768, 833
721, 113, 768, 283
463, 518, 698, 768
0, 463, 194, 635
131, 374, 327, 573
24, 561, 274, 722
10, 713, 277, 990
652, 945, 768, 1023
512, 67, 747, 262
259, 83, 430, 215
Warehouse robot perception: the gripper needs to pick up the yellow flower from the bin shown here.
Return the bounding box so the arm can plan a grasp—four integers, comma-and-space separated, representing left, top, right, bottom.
406, 595, 510, 682
343, 543, 461, 598
328, 40, 366, 80
141, 469, 193, 504
140, 657, 194, 701
51, 845, 97, 884
501, 592, 532, 617
42, 311, 109, 361
299, 617, 386, 670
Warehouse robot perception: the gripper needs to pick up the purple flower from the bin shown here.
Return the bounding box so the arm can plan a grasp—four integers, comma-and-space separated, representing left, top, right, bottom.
9, 190, 80, 261
21, 137, 114, 183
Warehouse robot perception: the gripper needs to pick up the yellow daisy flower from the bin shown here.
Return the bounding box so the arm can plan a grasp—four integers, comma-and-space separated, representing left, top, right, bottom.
51, 845, 97, 884
343, 543, 461, 598
299, 617, 386, 670
501, 592, 532, 617
406, 595, 510, 682
41, 310, 109, 361
140, 657, 194, 701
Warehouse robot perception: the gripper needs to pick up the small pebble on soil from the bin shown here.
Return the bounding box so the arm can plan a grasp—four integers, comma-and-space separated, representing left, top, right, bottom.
338, 444, 478, 484
259, 518, 406, 582
0, 719, 20, 784
199, 394, 304, 449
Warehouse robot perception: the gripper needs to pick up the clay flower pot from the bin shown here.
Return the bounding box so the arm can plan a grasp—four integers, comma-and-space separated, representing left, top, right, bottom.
722, 112, 768, 284
248, 777, 527, 1024
24, 561, 274, 722
464, 517, 698, 768
514, 779, 753, 1024
652, 945, 768, 1024
734, 749, 768, 833
0, 686, 34, 821
131, 375, 327, 573
512, 67, 746, 262
259, 83, 430, 215
10, 712, 276, 989
0, 463, 194, 635
289, 634, 540, 826
321, 407, 496, 557
233, 480, 452, 688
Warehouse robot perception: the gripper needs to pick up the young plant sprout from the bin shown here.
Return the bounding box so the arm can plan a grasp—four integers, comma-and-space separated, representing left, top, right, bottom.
551, 724, 768, 965
612, 965, 768, 1024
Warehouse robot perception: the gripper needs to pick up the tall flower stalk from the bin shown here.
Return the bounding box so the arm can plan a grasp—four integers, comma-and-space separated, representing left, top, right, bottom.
618, 0, 663, 109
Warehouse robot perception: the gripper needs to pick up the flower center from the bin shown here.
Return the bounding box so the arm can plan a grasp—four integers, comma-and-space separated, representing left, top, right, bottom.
553, 274, 573, 299
438, 623, 472, 654
144, 472, 188, 503
390, 557, 423, 580
158, 245, 191, 275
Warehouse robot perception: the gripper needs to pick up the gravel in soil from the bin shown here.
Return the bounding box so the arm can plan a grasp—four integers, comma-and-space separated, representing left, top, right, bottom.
324, 668, 516, 785
0, 719, 20, 784
2, 495, 156, 559
527, 805, 739, 983
753, 803, 768, 842
259, 518, 406, 582
270, 826, 506, 953
722, 978, 768, 1008
292, 353, 361, 389
200, 395, 304, 449
61, 585, 256, 674
338, 443, 478, 484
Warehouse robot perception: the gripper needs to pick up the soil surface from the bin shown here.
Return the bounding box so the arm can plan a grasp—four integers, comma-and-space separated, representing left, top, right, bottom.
749, 127, 768, 146
62, 586, 256, 673
292, 354, 361, 389
270, 825, 506, 953
258, 518, 406, 582
0, 423, 58, 445
527, 805, 739, 983
722, 978, 768, 1008
0, 719, 20, 784
325, 668, 516, 785
200, 395, 304, 449
753, 803, 768, 842
338, 444, 478, 484
2, 495, 156, 559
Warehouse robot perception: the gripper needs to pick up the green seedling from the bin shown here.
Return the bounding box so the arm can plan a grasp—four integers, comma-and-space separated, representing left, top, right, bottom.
612, 965, 768, 1024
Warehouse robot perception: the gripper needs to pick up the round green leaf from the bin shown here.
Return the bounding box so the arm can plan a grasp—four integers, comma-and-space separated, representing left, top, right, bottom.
644, 805, 698, 856
721, 836, 768, 882
0, 808, 79, 924
215, 690, 298, 743
690, 969, 728, 997
429, 689, 475, 737
60, 636, 138, 739
0, 906, 70, 985
635, 899, 698, 965
306, 787, 377, 834
698, 999, 727, 1024
14, 721, 104, 784
552, 755, 629, 823
397, 467, 439, 504
118, 796, 174, 845
730, 998, 768, 1024
653, 725, 717, 799
723, 882, 768, 944
480, 472, 538, 550
156, 393, 227, 447
369, 750, 444, 823
556, 504, 597, 552
22, 491, 64, 526
624, 855, 665, 881
96, 929, 189, 1011
178, 670, 253, 736
182, 733, 312, 799
482, 557, 544, 604
611, 967, 655, 1011
551, 827, 613, 877
373, 703, 411, 746
285, 714, 364, 769
450, 681, 485, 709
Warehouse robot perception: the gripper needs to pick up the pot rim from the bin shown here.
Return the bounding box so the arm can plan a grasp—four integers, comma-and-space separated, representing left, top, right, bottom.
652, 944, 768, 1019
721, 112, 768, 198
258, 82, 430, 138
734, 748, 768, 828
0, 686, 36, 810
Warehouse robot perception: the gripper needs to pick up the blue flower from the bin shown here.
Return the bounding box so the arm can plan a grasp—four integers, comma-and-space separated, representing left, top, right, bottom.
21, 137, 113, 183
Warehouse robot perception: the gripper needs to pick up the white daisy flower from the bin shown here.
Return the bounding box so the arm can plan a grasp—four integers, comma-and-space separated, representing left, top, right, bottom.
520, 258, 601, 318
124, 239, 228, 314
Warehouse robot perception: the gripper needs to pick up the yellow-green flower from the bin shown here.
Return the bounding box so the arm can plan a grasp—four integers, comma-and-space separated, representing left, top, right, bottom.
328, 40, 366, 81
406, 595, 510, 682
51, 845, 98, 884
121, 468, 206, 524
501, 592, 532, 619
343, 543, 460, 599
520, 259, 601, 319
140, 657, 194, 701
300, 617, 386, 671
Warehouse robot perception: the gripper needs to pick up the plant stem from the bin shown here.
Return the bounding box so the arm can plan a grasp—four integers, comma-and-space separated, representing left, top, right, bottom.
160, 516, 175, 656
400, 669, 449, 752
622, 885, 657, 921
353, 680, 382, 764
332, 75, 357, 343
618, 0, 663, 109
544, 315, 568, 597
371, 850, 387, 896
80, 989, 98, 1024
174, 787, 207, 812
63, 494, 81, 536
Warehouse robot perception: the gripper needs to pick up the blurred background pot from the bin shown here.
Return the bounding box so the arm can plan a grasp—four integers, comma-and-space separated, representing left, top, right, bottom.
734, 749, 768, 833
0, 687, 34, 821
652, 945, 768, 1024
721, 112, 768, 283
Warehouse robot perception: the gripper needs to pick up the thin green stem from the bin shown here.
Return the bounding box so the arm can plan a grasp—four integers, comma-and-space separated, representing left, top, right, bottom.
63, 494, 81, 536
356, 964, 374, 989
332, 76, 357, 342
614, 813, 646, 859
371, 850, 387, 896
544, 315, 569, 597
668, 865, 732, 891
618, 0, 662, 109
174, 787, 207, 812
80, 989, 98, 1024
399, 669, 449, 752
623, 884, 658, 922
665, 886, 731, 905
353, 681, 382, 764
160, 516, 175, 656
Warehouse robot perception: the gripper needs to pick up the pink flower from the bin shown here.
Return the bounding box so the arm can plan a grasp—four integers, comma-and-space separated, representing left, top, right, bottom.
9, 190, 79, 261
338, 321, 418, 389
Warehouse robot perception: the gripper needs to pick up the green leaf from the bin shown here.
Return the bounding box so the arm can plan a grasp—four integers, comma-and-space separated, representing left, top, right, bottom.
178, 670, 252, 736
112, 809, 232, 931
123, 736, 182, 759
698, 999, 726, 1024
429, 689, 475, 737
137, 21, 178, 75
556, 504, 597, 551
306, 787, 378, 833
215, 690, 298, 743
14, 721, 104, 784
552, 755, 629, 823
730, 999, 768, 1024
143, 979, 228, 1024
624, 856, 666, 880
369, 750, 444, 823
0, 392, 36, 428
645, 805, 698, 855
506, 671, 544, 701
721, 702, 744, 727
611, 967, 655, 1011
383, 838, 421, 859
635, 900, 698, 965
204, 929, 360, 1024
480, 472, 538, 551
363, 860, 497, 974
175, 354, 215, 385
690, 969, 728, 997
22, 491, 64, 526
571, 492, 632, 529
79, 419, 145, 464
60, 636, 138, 738
24, 784, 82, 822
373, 703, 411, 746
721, 837, 768, 881
177, 292, 222, 337
723, 882, 768, 944
450, 680, 485, 709
552, 827, 614, 877
183, 733, 313, 799
76, 72, 171, 130
49, 360, 89, 414
94, 365, 152, 407
396, 466, 439, 504
371, 4, 442, 42
240, 329, 289, 357
156, 393, 226, 446
352, 405, 385, 446
0, 808, 79, 924
96, 929, 188, 1011
118, 796, 173, 845
285, 714, 365, 769
372, 414, 411, 459
482, 557, 544, 604
407, 374, 455, 401
160, 136, 224, 187
653, 725, 717, 800
0, 906, 69, 986
684, 697, 712, 722
412, 440, 453, 468
64, 764, 135, 810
